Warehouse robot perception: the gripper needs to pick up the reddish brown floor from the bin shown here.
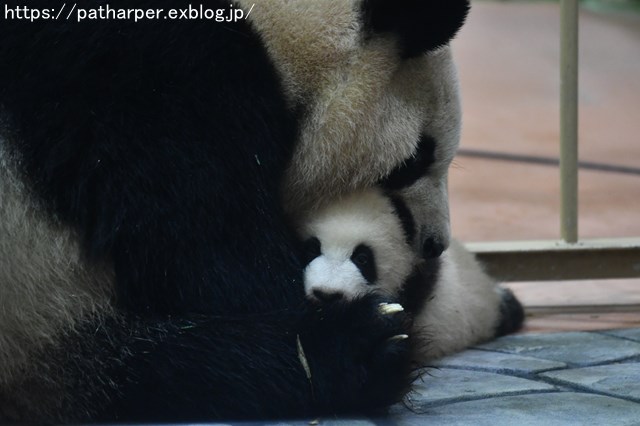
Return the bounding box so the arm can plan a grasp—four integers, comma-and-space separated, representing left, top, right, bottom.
449, 1, 640, 332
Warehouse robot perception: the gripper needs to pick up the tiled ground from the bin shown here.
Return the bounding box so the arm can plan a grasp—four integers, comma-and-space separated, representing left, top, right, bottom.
391, 328, 640, 425
255, 330, 640, 426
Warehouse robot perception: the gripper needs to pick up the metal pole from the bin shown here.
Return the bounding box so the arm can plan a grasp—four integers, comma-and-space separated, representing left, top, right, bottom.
560, 0, 579, 243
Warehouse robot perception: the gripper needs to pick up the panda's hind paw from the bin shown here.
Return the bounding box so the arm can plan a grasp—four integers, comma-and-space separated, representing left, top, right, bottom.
496, 287, 525, 336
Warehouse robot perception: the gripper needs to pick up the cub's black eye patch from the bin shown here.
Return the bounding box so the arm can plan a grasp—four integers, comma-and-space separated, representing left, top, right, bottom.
380, 134, 436, 190
351, 244, 377, 284
302, 237, 322, 265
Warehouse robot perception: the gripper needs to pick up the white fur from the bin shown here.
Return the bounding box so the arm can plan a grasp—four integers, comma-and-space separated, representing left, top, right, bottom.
416, 239, 502, 360
300, 189, 415, 299
301, 189, 504, 361
305, 257, 367, 298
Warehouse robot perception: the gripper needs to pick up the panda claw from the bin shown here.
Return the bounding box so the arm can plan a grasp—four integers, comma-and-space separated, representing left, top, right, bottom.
388, 334, 409, 342
378, 303, 404, 315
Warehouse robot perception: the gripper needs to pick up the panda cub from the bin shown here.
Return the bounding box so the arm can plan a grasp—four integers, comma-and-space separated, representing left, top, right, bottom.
300, 188, 524, 360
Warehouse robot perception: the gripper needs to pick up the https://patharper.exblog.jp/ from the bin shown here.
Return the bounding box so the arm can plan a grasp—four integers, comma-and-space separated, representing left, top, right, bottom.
3, 3, 255, 23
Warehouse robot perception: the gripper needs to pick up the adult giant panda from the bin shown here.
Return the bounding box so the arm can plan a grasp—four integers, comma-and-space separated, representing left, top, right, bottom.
300, 188, 525, 360
0, 0, 469, 422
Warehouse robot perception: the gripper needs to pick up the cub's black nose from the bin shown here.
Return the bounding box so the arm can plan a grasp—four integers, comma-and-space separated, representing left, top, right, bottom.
312, 289, 343, 303
422, 238, 445, 259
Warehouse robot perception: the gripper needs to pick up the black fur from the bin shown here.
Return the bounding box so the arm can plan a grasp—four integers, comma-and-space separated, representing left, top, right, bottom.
422, 237, 446, 259
303, 237, 322, 266
110, 293, 415, 421
388, 194, 416, 245
313, 288, 344, 303
6, 294, 413, 423
380, 134, 445, 259
0, 0, 414, 421
398, 258, 440, 317
361, 0, 470, 59
496, 288, 526, 337
351, 244, 378, 284
379, 135, 437, 191
1, 0, 300, 315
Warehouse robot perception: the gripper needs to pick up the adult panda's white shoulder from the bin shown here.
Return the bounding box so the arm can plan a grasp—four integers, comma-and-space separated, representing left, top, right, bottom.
299, 187, 525, 360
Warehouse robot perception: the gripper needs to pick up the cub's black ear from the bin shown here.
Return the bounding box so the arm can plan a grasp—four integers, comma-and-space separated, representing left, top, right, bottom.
361, 0, 470, 58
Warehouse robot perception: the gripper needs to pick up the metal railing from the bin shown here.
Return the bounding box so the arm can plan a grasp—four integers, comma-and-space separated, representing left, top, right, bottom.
560, 0, 579, 244
467, 0, 640, 284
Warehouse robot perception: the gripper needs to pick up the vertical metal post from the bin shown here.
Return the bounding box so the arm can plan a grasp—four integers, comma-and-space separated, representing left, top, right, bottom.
560, 0, 579, 243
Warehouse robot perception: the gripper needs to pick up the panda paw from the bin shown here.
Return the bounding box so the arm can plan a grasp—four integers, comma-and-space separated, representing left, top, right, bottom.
496, 287, 525, 337
299, 293, 414, 415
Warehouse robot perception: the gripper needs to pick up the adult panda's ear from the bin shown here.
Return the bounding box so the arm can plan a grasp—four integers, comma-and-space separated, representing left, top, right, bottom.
361, 0, 470, 59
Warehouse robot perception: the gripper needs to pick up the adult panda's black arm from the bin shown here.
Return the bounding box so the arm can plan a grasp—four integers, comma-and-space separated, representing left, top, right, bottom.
0, 0, 413, 421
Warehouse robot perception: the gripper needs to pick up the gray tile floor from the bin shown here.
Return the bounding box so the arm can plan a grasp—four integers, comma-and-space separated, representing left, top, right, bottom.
390, 328, 640, 425
207, 329, 640, 426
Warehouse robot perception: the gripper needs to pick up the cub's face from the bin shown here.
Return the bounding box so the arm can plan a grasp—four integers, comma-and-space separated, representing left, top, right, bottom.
237, 0, 470, 256
302, 236, 379, 302
300, 189, 415, 302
